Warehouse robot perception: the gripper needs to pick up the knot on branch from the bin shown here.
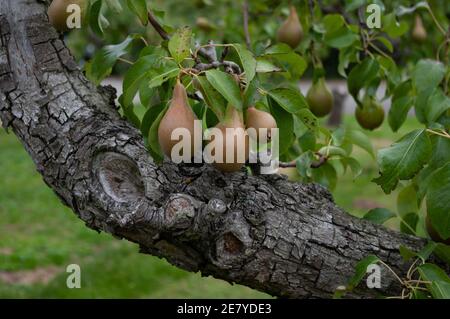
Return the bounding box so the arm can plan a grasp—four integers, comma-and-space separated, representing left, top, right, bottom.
94, 152, 145, 203
163, 194, 197, 232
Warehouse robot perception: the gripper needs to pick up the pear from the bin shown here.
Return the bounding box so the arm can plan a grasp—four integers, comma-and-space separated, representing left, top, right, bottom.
412, 15, 427, 43
306, 78, 334, 118
210, 107, 249, 173
158, 80, 198, 159
355, 96, 385, 130
277, 6, 303, 49
47, 0, 87, 32
246, 107, 277, 141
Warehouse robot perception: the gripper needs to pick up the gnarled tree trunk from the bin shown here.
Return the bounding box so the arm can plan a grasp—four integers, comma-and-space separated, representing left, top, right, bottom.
0, 0, 429, 298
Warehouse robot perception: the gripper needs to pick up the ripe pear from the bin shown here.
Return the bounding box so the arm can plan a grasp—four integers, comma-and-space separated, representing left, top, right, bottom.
355, 97, 385, 130
277, 6, 303, 49
426, 215, 450, 245
412, 15, 427, 43
306, 78, 334, 118
246, 107, 277, 141
210, 107, 249, 173
47, 0, 87, 32
158, 80, 198, 159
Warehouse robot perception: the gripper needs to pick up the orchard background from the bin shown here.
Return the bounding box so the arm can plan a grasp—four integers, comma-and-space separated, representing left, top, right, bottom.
0, 0, 449, 298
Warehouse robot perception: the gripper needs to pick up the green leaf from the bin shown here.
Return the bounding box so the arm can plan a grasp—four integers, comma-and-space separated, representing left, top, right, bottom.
255, 59, 281, 73
312, 163, 337, 190
388, 81, 414, 132
412, 59, 446, 94
232, 44, 256, 84
295, 109, 318, 132
416, 242, 438, 262
399, 245, 417, 261
345, 129, 374, 158
89, 0, 104, 36
126, 0, 148, 25
194, 75, 226, 119
268, 96, 294, 155
426, 88, 450, 125
86, 35, 137, 85
122, 55, 158, 107
141, 103, 166, 138
373, 129, 432, 194
106, 0, 122, 13
296, 151, 314, 178
347, 58, 380, 102
382, 13, 408, 38
148, 65, 179, 89
318, 146, 348, 158
347, 255, 380, 290
168, 27, 192, 64
205, 70, 243, 110
397, 184, 418, 217
267, 88, 308, 114
363, 208, 396, 224
400, 212, 418, 235
324, 27, 359, 49
418, 263, 450, 299
426, 162, 450, 240
264, 44, 307, 79
148, 105, 168, 160
435, 243, 450, 265
343, 157, 362, 179
345, 0, 367, 11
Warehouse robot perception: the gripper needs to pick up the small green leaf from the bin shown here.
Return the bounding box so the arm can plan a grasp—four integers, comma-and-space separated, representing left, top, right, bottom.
168, 27, 192, 64
343, 157, 362, 179
89, 0, 104, 36
232, 44, 256, 84
418, 263, 450, 299
205, 70, 243, 110
373, 129, 432, 194
126, 0, 148, 25
347, 255, 380, 290
345, 129, 374, 158
141, 103, 166, 138
397, 184, 418, 217
347, 58, 380, 102
194, 75, 226, 120
86, 35, 137, 85
268, 96, 294, 155
267, 88, 308, 114
426, 88, 450, 125
324, 27, 359, 49
363, 208, 396, 224
412, 59, 446, 94
255, 59, 281, 73
148, 105, 168, 160
400, 212, 418, 235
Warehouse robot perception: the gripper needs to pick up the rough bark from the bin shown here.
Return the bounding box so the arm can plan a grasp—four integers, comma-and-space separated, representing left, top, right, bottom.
0, 0, 430, 298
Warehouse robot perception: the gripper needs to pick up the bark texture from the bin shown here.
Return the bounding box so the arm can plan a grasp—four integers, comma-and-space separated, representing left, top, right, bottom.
0, 0, 430, 298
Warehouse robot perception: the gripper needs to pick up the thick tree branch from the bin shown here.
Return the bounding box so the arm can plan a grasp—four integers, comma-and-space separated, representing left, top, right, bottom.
0, 0, 437, 299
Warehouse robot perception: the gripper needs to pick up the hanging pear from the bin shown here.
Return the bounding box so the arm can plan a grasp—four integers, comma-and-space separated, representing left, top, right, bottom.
355, 96, 385, 130
47, 0, 87, 32
306, 78, 334, 118
246, 107, 277, 141
412, 15, 427, 43
277, 6, 303, 49
158, 80, 199, 160
209, 106, 249, 173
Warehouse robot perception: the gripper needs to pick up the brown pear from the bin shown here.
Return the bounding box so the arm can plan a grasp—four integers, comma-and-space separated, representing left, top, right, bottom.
246, 107, 277, 141
211, 107, 249, 173
306, 78, 334, 117
48, 0, 87, 32
277, 6, 303, 49
158, 80, 198, 159
412, 15, 427, 43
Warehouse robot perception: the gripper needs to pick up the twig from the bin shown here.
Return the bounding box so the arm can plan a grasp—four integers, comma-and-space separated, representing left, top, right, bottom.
279, 153, 328, 169
147, 10, 170, 40
242, 0, 251, 50
118, 57, 134, 65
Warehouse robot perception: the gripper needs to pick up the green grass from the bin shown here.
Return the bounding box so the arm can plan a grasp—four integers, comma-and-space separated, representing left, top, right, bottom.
0, 115, 422, 298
